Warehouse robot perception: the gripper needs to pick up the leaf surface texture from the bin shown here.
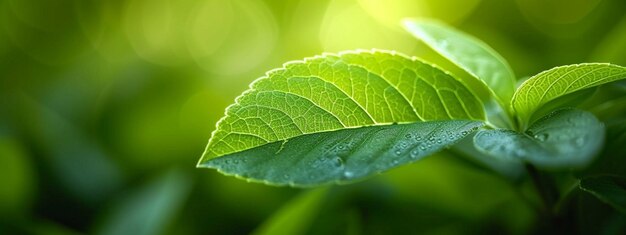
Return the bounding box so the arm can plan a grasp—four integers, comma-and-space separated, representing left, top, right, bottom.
199, 50, 484, 163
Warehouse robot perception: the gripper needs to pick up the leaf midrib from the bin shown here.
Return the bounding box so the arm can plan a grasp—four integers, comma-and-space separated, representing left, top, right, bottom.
202, 50, 485, 161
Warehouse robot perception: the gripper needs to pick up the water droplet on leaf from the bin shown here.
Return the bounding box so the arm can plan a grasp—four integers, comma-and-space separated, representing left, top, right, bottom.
534, 133, 549, 141
574, 137, 585, 147
333, 157, 344, 167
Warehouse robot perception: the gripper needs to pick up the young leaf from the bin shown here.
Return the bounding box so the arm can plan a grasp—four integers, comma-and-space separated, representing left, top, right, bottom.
402, 19, 516, 109
580, 176, 626, 214
473, 109, 604, 169
199, 49, 484, 164
512, 63, 626, 129
201, 120, 482, 186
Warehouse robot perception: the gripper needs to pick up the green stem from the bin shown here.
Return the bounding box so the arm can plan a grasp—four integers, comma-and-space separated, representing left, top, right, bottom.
526, 164, 563, 234
553, 179, 579, 215
525, 164, 559, 215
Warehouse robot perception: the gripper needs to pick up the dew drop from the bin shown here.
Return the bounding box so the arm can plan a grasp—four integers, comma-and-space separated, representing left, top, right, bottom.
395, 150, 402, 155
333, 157, 344, 167
344, 171, 354, 179
405, 133, 412, 139
392, 159, 399, 165
410, 149, 419, 159
534, 133, 549, 141
428, 136, 435, 142
233, 160, 239, 164
574, 137, 585, 147
224, 159, 231, 164
419, 145, 426, 150
398, 142, 408, 149
436, 139, 442, 144
415, 136, 422, 141
461, 131, 468, 136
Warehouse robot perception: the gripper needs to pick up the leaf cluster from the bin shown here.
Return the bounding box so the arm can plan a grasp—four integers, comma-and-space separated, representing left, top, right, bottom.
198, 19, 626, 216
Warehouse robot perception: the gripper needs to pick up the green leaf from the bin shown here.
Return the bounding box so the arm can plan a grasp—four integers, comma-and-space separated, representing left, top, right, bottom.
581, 120, 626, 177
201, 120, 483, 186
473, 109, 605, 169
94, 170, 191, 235
512, 63, 626, 129
252, 188, 327, 235
402, 19, 516, 109
580, 176, 626, 214
450, 133, 525, 180
199, 49, 484, 163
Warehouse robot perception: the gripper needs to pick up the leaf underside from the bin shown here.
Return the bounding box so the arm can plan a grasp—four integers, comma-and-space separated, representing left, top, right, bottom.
200, 50, 484, 164
513, 63, 626, 128
580, 175, 626, 214
200, 120, 483, 187
473, 109, 605, 169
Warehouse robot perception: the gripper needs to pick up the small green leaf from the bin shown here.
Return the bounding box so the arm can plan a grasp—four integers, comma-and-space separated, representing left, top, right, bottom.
580, 176, 626, 214
200, 120, 482, 186
199, 49, 484, 164
402, 18, 516, 109
474, 109, 605, 169
512, 63, 626, 129
252, 188, 327, 235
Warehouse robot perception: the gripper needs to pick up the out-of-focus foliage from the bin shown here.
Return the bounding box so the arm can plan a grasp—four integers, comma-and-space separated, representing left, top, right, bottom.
0, 0, 625, 234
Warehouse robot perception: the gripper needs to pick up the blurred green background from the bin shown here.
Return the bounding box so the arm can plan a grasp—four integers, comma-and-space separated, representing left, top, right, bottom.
0, 0, 625, 234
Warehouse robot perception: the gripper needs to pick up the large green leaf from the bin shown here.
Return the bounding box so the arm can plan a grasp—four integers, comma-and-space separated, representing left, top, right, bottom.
473, 109, 604, 169
402, 19, 516, 109
580, 176, 626, 214
201, 120, 482, 186
199, 50, 484, 164
512, 63, 626, 129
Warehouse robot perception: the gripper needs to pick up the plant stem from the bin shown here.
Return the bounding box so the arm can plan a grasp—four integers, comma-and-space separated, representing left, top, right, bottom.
525, 164, 566, 233
524, 164, 559, 215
